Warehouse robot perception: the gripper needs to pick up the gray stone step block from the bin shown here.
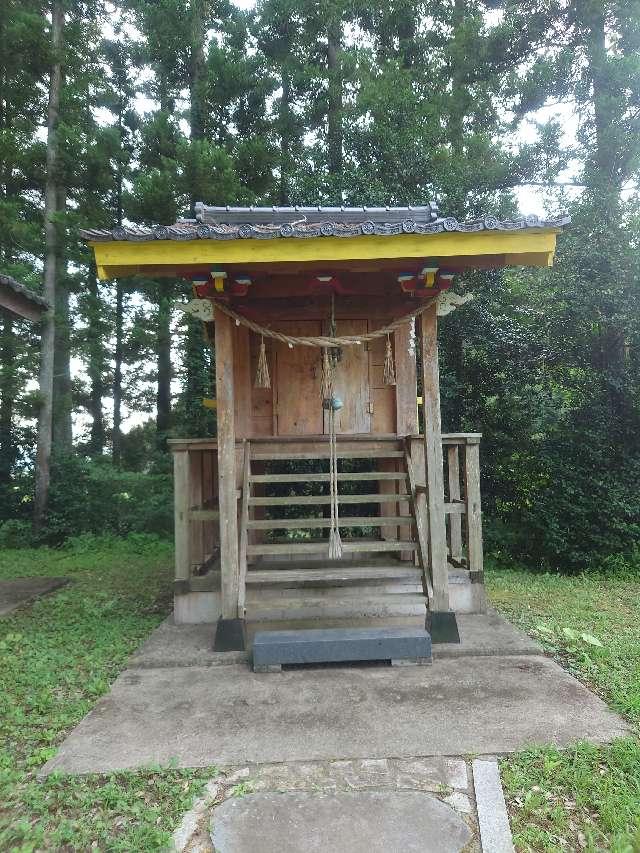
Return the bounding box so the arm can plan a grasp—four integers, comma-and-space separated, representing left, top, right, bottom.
252, 626, 432, 670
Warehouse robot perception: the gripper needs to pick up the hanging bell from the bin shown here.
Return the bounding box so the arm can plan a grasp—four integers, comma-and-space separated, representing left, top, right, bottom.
322, 395, 344, 411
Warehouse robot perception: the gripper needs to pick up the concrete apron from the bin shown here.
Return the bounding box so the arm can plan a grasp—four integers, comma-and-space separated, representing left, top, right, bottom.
41, 612, 628, 775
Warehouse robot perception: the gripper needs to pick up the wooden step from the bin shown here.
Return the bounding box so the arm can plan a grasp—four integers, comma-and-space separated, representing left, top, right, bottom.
245, 593, 427, 621
246, 540, 417, 556
250, 472, 407, 484
247, 583, 423, 600
249, 493, 411, 507
247, 516, 412, 530
246, 565, 422, 586
252, 450, 404, 461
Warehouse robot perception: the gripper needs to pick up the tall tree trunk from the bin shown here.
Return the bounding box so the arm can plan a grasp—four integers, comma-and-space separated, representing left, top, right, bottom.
327, 16, 343, 197
156, 293, 172, 446
87, 263, 105, 455
34, 0, 64, 530
52, 187, 72, 453
0, 314, 17, 484
279, 68, 292, 205
112, 279, 124, 464
583, 0, 625, 417
112, 98, 124, 463
583, 0, 617, 199
184, 0, 210, 437
447, 0, 468, 217
189, 0, 206, 154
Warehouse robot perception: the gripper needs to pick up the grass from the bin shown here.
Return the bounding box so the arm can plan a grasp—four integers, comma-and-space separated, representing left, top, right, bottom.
0, 534, 216, 851
487, 559, 640, 852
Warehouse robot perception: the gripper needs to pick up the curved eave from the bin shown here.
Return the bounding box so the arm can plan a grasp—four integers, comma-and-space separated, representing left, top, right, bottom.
92, 228, 561, 281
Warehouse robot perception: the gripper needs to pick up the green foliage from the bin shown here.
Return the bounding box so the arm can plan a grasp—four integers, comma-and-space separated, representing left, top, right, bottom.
36, 455, 173, 543
0, 536, 217, 850
0, 519, 34, 549
488, 561, 640, 851
502, 740, 640, 852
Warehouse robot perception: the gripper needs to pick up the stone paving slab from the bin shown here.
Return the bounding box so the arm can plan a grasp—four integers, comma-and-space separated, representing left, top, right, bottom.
210, 790, 472, 853
42, 654, 628, 775
0, 577, 69, 616
473, 759, 515, 853
172, 756, 480, 852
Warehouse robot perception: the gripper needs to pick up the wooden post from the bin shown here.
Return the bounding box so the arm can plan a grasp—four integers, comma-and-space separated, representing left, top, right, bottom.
189, 450, 204, 569
447, 445, 463, 563
214, 308, 243, 649
419, 304, 450, 613
173, 450, 190, 590
394, 323, 418, 436
237, 440, 251, 613
463, 439, 483, 575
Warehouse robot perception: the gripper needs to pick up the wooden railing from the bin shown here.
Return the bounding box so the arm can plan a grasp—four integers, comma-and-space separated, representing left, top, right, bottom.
169, 432, 483, 595
441, 434, 483, 576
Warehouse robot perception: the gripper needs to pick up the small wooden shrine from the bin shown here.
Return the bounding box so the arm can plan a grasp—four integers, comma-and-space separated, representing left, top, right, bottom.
83, 205, 567, 653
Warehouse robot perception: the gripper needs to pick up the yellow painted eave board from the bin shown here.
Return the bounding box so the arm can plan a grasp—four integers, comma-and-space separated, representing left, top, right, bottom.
91, 229, 559, 280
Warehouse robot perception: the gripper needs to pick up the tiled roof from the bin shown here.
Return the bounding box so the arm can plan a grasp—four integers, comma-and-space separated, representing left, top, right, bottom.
80, 205, 570, 243
0, 273, 50, 308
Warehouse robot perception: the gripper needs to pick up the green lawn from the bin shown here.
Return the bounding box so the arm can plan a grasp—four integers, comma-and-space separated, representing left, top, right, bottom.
0, 535, 215, 851
488, 562, 640, 852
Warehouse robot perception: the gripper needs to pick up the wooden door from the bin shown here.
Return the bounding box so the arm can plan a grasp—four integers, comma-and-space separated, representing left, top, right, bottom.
275, 320, 323, 435
326, 319, 371, 435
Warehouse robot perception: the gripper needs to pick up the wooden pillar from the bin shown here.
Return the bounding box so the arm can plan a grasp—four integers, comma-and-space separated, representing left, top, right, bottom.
215, 308, 241, 628
419, 303, 450, 613
463, 439, 483, 575
447, 445, 463, 563
395, 323, 418, 554
394, 322, 418, 436
173, 450, 190, 589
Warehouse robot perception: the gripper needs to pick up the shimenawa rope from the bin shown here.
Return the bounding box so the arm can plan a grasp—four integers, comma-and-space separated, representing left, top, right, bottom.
210, 295, 438, 349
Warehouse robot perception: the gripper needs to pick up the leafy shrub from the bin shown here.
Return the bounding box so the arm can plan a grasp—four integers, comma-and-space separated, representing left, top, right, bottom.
42, 455, 173, 544
0, 519, 35, 549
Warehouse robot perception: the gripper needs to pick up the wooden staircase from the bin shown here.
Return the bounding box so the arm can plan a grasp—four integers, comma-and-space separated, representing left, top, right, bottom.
237, 440, 433, 627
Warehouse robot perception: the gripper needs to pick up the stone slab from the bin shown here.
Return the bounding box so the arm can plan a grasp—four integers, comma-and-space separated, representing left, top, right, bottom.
41, 654, 628, 775
210, 790, 471, 853
0, 577, 69, 616
252, 626, 432, 669
473, 760, 515, 853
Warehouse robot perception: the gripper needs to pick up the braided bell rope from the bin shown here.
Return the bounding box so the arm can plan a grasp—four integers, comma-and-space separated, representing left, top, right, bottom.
210, 295, 438, 347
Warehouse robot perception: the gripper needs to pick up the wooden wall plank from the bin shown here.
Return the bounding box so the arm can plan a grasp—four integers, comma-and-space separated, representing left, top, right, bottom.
189, 450, 204, 569
173, 451, 190, 582
464, 442, 483, 573
447, 445, 463, 562
233, 325, 252, 440
201, 448, 216, 557
274, 320, 323, 435
250, 333, 274, 437
326, 319, 370, 434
